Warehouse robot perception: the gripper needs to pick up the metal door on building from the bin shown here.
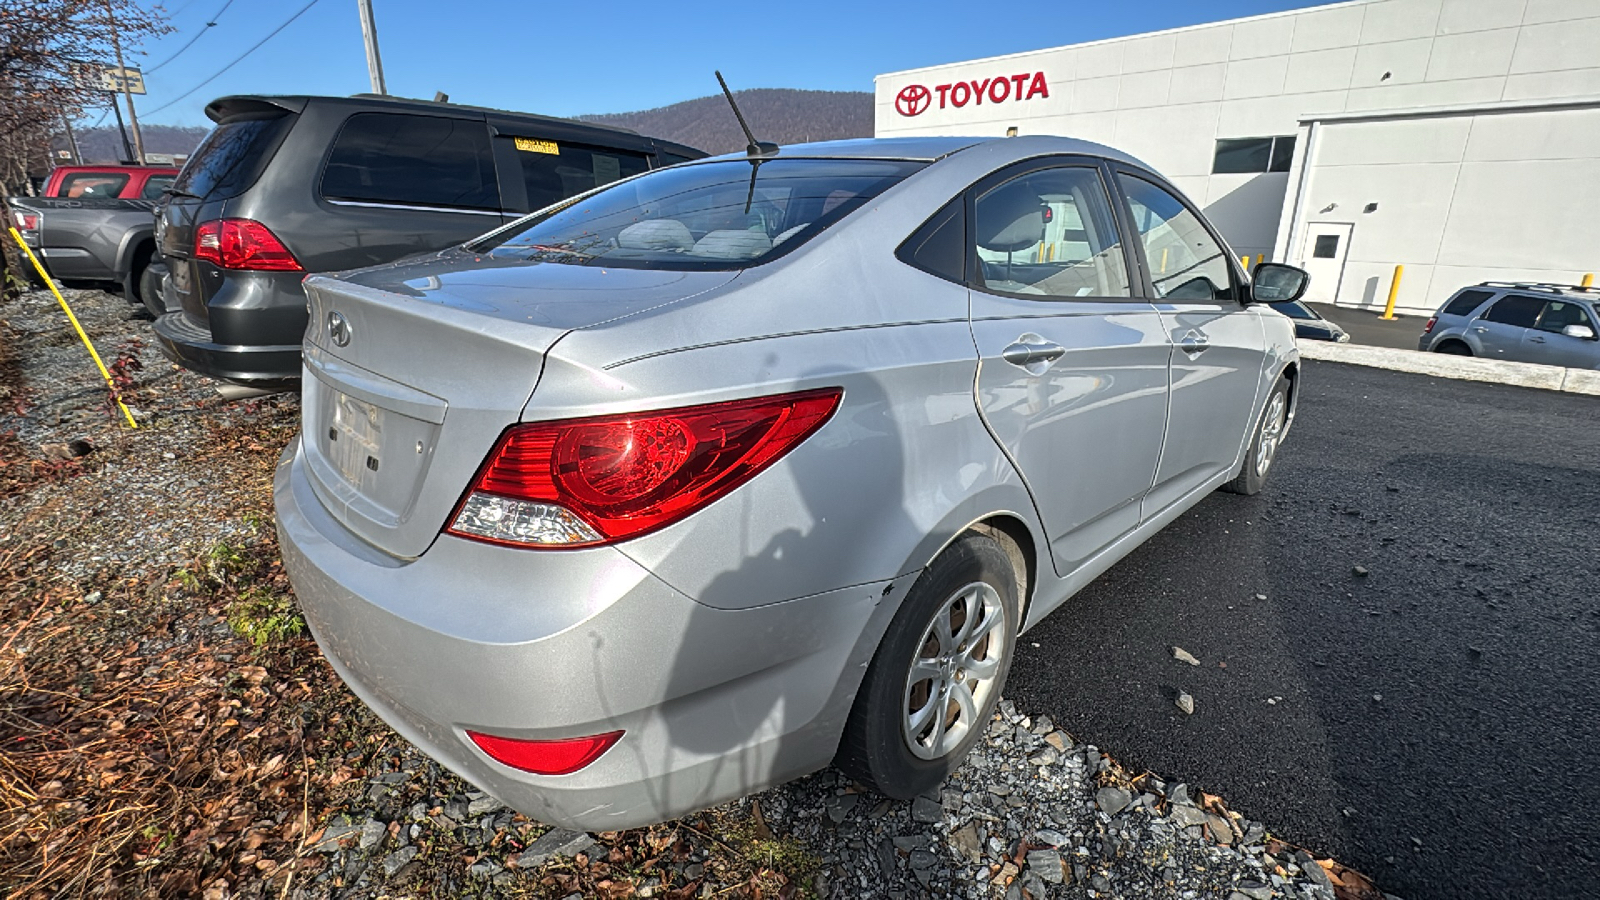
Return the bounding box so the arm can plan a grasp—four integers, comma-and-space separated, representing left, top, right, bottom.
1299, 222, 1352, 306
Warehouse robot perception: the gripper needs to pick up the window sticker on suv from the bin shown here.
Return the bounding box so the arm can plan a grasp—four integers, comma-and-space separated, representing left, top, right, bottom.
514, 138, 559, 155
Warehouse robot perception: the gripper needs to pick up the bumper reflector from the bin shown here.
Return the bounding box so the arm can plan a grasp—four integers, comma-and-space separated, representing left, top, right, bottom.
466, 729, 623, 775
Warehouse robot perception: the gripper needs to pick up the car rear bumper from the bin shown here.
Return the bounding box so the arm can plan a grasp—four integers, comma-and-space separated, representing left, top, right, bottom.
153, 311, 301, 388
273, 438, 903, 830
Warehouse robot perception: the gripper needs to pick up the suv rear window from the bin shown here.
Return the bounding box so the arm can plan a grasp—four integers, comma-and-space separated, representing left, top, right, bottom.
1441, 289, 1491, 317
140, 175, 174, 200
174, 114, 294, 200
322, 113, 498, 211
499, 136, 649, 211
476, 158, 924, 270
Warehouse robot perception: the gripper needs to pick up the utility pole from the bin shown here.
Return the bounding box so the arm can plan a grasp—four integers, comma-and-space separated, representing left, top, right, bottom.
60, 111, 83, 164
110, 98, 135, 163
103, 0, 146, 164
357, 0, 387, 95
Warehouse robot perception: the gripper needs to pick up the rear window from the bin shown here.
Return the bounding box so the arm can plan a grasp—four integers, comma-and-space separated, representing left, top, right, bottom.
57, 173, 129, 198
499, 136, 649, 211
173, 114, 293, 200
1442, 289, 1492, 317
322, 113, 498, 211
1482, 294, 1543, 328
476, 158, 925, 271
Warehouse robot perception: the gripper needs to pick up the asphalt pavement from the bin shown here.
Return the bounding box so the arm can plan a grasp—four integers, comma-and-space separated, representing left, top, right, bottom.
1007, 360, 1600, 900
1311, 303, 1428, 350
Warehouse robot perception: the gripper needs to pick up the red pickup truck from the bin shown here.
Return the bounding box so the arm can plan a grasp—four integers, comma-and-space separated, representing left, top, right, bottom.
42, 165, 180, 200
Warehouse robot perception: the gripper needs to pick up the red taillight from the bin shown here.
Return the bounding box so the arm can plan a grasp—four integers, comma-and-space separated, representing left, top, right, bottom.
13, 212, 38, 231
466, 730, 622, 775
193, 218, 302, 271
1423, 316, 1437, 334
448, 388, 843, 547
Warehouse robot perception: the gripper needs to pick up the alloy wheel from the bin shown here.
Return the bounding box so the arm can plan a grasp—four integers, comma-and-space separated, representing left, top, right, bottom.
902, 581, 1008, 760
1255, 391, 1288, 478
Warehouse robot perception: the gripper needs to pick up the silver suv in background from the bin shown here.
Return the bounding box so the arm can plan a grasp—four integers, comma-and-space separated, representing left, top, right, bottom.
1419, 282, 1600, 369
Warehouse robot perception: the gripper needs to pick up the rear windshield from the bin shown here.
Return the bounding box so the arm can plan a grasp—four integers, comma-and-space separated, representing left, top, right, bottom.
172, 114, 293, 200
57, 172, 129, 198
475, 158, 925, 270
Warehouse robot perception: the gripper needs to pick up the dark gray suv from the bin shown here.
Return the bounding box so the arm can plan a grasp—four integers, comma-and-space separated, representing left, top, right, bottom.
1419, 282, 1600, 369
152, 94, 703, 388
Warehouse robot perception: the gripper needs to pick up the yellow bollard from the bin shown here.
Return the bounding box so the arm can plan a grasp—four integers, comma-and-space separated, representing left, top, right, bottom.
8, 226, 138, 429
1240, 254, 1249, 269
1583, 272, 1595, 288
1254, 254, 1264, 270
1160, 247, 1168, 274
1381, 264, 1404, 320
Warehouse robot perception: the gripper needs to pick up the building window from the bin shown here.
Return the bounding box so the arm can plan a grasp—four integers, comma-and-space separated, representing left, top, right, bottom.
1212, 136, 1297, 174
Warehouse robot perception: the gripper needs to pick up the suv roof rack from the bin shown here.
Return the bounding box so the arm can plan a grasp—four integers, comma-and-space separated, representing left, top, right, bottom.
1478, 281, 1600, 295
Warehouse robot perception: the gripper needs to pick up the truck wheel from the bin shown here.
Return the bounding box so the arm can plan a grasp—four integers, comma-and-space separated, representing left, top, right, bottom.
835, 532, 1018, 798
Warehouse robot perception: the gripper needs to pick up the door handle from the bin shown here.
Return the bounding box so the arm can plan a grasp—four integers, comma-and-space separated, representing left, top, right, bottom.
1528, 335, 1546, 343
1002, 336, 1066, 368
1472, 326, 1488, 333
1178, 331, 1210, 354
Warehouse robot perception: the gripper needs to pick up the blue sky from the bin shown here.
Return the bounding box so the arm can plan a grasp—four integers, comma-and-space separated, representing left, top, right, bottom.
105, 0, 1329, 128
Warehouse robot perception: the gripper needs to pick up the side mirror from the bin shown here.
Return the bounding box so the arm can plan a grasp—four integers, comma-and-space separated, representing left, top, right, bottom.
1563, 323, 1597, 340
1249, 263, 1310, 304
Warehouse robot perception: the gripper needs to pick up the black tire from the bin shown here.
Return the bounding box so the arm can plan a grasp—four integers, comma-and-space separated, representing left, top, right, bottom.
1222, 374, 1291, 496
835, 532, 1019, 798
1434, 341, 1472, 356
139, 260, 169, 318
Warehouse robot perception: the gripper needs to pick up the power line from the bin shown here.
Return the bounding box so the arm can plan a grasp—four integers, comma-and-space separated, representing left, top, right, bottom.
146, 0, 237, 74
143, 0, 324, 117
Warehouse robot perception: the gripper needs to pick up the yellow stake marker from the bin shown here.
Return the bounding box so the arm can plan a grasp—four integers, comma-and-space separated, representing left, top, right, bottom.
9, 226, 138, 428
1583, 272, 1595, 288
1381, 264, 1404, 320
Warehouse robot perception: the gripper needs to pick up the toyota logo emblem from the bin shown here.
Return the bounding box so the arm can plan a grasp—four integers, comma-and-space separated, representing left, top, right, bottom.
896, 84, 931, 117
327, 311, 352, 347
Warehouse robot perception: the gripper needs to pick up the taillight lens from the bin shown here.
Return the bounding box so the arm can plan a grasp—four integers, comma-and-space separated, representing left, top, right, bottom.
1423, 316, 1437, 334
466, 729, 622, 775
193, 218, 302, 271
448, 388, 843, 547
13, 212, 38, 231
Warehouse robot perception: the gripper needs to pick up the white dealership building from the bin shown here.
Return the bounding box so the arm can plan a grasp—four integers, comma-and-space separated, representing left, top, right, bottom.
874, 0, 1600, 314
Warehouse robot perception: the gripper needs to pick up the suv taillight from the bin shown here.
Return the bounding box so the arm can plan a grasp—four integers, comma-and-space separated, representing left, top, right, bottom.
448, 389, 843, 547
193, 218, 302, 271
1423, 316, 1437, 334
12, 211, 38, 231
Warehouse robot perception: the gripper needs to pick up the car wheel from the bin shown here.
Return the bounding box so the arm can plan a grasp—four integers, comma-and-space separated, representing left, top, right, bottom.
1434, 341, 1472, 356
139, 260, 169, 318
1222, 374, 1290, 496
835, 532, 1019, 798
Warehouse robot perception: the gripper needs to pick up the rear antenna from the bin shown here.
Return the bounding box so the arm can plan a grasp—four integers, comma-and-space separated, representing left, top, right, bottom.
716, 71, 779, 158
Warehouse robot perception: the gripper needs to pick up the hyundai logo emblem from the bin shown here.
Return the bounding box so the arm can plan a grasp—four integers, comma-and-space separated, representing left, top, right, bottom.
327, 311, 352, 347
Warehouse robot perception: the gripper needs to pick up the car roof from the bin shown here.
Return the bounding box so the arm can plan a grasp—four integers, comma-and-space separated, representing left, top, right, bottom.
50, 165, 178, 175
694, 135, 1150, 168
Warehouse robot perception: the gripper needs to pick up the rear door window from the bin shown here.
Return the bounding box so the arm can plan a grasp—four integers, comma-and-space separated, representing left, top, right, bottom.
322, 113, 499, 211
1482, 295, 1543, 328
1442, 290, 1492, 317
972, 166, 1131, 298
58, 173, 130, 198
173, 114, 294, 200
498, 136, 649, 211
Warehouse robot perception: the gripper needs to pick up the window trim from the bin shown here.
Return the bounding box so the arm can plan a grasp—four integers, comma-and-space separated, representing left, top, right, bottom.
960, 155, 1145, 304
1109, 165, 1244, 306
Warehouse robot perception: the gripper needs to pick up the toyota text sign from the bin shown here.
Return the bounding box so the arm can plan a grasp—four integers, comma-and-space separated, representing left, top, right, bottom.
895, 72, 1050, 117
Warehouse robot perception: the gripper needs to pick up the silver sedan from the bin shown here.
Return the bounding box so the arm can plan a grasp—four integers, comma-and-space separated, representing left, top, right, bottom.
274, 135, 1306, 831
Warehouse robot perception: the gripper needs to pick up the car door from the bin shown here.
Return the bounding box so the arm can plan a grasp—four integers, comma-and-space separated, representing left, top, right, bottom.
1523, 299, 1600, 368
1471, 294, 1542, 360
967, 159, 1172, 575
1113, 171, 1266, 514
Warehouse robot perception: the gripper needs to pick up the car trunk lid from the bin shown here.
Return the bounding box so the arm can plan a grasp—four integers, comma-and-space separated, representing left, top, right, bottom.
298, 257, 737, 558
